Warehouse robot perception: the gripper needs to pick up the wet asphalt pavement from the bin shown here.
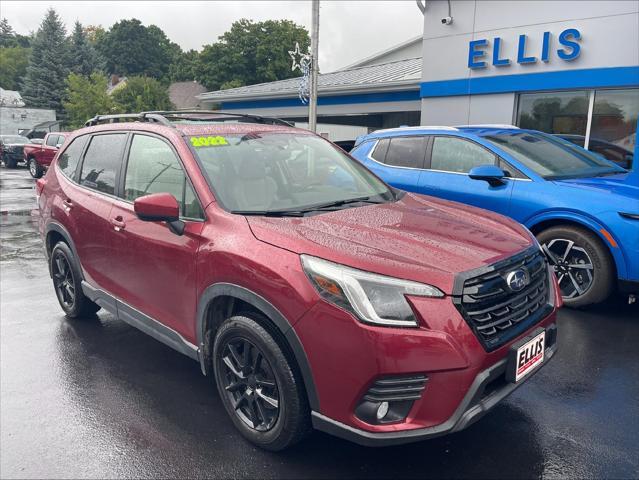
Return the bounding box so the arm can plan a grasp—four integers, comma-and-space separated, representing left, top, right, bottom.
1, 166, 638, 479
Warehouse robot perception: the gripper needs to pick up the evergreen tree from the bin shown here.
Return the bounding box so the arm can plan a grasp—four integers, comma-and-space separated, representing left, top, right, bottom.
68, 21, 104, 76
21, 9, 69, 113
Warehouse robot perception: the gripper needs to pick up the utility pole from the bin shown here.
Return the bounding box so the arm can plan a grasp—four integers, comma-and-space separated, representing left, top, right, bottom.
309, 0, 320, 132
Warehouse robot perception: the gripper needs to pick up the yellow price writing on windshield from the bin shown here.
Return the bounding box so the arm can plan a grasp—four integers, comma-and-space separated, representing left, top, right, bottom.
190, 136, 229, 147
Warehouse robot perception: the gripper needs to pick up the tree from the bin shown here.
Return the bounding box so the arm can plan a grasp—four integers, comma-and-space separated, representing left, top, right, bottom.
21, 9, 69, 112
196, 19, 309, 91
111, 76, 172, 112
63, 72, 116, 128
95, 19, 176, 79
68, 21, 104, 76
0, 46, 30, 90
0, 18, 31, 48
169, 49, 200, 82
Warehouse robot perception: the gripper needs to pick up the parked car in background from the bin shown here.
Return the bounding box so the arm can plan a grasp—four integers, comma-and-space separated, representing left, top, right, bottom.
556, 134, 634, 170
0, 135, 31, 168
37, 111, 559, 450
351, 126, 639, 307
24, 132, 68, 178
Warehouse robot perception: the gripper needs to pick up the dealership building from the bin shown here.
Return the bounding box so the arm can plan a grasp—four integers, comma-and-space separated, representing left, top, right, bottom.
199, 0, 639, 162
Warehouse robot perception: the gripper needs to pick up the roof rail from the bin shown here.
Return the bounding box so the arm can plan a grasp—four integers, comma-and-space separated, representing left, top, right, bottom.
373, 125, 459, 133
456, 124, 520, 129
142, 110, 294, 127
84, 110, 293, 128
84, 113, 172, 128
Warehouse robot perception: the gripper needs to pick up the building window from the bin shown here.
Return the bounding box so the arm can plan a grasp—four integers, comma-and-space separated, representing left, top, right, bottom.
517, 91, 590, 136
516, 88, 638, 168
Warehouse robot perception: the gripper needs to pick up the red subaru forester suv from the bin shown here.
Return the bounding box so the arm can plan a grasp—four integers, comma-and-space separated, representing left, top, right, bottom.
38, 112, 561, 450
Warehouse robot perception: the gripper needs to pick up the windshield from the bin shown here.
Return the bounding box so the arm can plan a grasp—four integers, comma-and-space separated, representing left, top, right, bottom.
482, 131, 627, 179
1, 135, 29, 145
190, 132, 394, 214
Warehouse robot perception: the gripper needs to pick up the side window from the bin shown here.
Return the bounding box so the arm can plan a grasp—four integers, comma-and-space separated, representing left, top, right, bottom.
371, 138, 390, 163
57, 136, 66, 147
79, 134, 127, 195
124, 134, 204, 219
57, 136, 87, 179
498, 159, 526, 179
430, 137, 496, 173
46, 135, 58, 147
385, 136, 427, 169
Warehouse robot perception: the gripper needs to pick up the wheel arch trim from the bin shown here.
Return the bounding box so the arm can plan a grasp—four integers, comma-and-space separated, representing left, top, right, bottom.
525, 210, 626, 278
196, 282, 320, 411
45, 222, 84, 279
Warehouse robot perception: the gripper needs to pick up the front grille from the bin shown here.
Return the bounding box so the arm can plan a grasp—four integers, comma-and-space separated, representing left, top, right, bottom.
362, 375, 428, 402
453, 246, 552, 351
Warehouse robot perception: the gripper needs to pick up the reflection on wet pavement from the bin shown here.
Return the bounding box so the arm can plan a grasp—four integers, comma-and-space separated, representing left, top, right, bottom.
1, 166, 637, 479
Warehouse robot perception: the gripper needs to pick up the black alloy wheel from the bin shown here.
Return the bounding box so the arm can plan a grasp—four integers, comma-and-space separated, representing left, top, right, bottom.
542, 238, 594, 299
52, 250, 75, 310
219, 337, 280, 432
537, 225, 614, 307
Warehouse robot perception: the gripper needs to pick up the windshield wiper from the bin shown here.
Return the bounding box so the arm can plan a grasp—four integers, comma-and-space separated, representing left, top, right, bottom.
297, 195, 386, 213
231, 210, 306, 217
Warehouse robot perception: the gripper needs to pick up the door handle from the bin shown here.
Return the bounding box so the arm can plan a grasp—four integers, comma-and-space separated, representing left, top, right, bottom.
110, 216, 126, 232
63, 199, 73, 212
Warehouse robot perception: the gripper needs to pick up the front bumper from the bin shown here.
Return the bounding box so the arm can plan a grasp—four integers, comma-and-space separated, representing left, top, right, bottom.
312, 325, 557, 446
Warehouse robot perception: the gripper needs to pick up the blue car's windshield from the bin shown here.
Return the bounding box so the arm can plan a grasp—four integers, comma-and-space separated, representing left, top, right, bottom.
482, 131, 627, 180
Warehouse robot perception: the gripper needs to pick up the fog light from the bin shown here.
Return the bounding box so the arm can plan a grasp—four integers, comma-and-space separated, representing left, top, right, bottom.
376, 401, 389, 420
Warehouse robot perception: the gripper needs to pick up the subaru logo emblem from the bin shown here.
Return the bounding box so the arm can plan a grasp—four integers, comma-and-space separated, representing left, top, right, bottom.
506, 268, 529, 292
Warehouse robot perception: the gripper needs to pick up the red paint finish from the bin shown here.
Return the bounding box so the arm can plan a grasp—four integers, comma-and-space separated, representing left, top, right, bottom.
134, 192, 180, 220
23, 132, 69, 168
38, 120, 560, 441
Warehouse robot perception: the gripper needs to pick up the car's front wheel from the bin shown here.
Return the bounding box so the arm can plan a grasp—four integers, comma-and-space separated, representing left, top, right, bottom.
537, 225, 614, 308
28, 157, 43, 178
213, 314, 311, 451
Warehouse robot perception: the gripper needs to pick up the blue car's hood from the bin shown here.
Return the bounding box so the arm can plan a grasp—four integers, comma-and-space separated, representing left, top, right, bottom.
552, 172, 639, 200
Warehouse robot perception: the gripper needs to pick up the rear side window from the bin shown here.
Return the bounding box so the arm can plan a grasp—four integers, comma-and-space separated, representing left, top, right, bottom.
57, 136, 87, 179
371, 139, 390, 162
430, 137, 495, 173
124, 134, 203, 219
79, 134, 127, 195
384, 136, 427, 169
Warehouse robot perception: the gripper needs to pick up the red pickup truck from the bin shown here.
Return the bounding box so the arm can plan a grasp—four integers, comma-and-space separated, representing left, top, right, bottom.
24, 132, 69, 178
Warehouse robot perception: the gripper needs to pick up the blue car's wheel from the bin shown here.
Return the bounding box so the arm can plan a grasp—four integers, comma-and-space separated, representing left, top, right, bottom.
538, 225, 614, 307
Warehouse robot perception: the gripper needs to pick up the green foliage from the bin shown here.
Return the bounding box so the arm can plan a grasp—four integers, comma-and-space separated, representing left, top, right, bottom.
69, 21, 105, 76
95, 19, 178, 79
0, 18, 31, 48
0, 46, 30, 90
111, 76, 173, 112
63, 72, 116, 128
169, 49, 200, 82
21, 9, 69, 112
197, 19, 309, 91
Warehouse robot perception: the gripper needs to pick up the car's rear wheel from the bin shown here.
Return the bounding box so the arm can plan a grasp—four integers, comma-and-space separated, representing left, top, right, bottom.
537, 225, 614, 308
213, 314, 311, 451
50, 242, 101, 318
28, 157, 43, 178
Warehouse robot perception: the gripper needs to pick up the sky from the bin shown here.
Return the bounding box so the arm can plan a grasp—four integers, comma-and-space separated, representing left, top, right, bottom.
0, 1, 424, 72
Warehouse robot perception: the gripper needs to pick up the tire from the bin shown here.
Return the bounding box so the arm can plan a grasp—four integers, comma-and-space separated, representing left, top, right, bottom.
537, 225, 614, 308
50, 242, 101, 318
213, 314, 311, 451
28, 157, 43, 178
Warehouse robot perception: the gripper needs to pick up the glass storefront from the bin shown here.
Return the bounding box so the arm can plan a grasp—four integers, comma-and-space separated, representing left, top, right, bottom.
516, 88, 639, 169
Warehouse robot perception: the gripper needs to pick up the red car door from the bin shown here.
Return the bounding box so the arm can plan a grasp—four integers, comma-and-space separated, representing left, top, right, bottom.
71, 133, 128, 291
107, 133, 205, 341
42, 134, 61, 166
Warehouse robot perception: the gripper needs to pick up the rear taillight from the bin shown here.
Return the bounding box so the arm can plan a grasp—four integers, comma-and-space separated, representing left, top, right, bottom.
36, 178, 46, 196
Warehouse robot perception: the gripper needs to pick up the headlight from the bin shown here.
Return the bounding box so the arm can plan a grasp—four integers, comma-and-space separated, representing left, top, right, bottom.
301, 255, 444, 327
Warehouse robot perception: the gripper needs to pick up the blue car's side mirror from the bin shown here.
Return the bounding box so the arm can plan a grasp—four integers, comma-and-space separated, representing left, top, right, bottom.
468, 165, 506, 186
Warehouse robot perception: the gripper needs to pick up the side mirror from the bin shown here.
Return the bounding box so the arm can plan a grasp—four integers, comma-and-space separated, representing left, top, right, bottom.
469, 165, 506, 186
134, 192, 185, 235
55, 143, 62, 149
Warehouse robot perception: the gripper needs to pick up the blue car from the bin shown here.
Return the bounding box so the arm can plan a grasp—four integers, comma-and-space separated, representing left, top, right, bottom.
350, 126, 639, 307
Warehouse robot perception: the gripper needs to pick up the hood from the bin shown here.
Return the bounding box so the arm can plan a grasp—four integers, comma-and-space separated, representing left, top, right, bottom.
246, 193, 533, 294
552, 172, 639, 199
